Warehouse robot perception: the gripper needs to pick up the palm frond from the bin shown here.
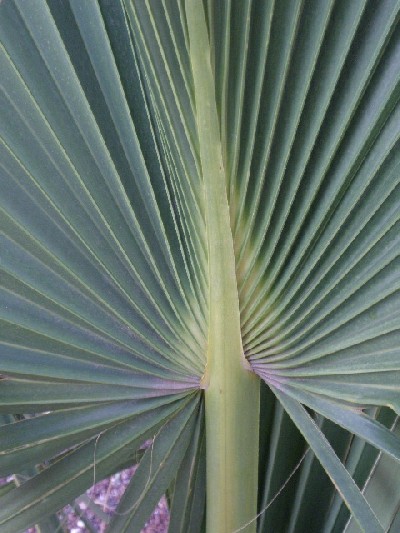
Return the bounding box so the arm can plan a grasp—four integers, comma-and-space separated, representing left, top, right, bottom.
0, 0, 399, 531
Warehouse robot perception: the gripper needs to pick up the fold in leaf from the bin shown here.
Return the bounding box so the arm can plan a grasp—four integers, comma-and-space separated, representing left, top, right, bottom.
271, 386, 383, 533
0, 394, 199, 533
107, 393, 200, 531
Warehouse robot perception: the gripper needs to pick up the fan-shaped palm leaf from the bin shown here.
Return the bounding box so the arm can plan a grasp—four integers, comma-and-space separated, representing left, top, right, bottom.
0, 1, 399, 532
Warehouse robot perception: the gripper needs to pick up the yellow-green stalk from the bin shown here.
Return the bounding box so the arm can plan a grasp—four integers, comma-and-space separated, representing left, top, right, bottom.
186, 2, 260, 532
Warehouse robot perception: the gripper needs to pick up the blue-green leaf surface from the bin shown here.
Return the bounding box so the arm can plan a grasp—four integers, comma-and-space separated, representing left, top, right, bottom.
0, 0, 399, 531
